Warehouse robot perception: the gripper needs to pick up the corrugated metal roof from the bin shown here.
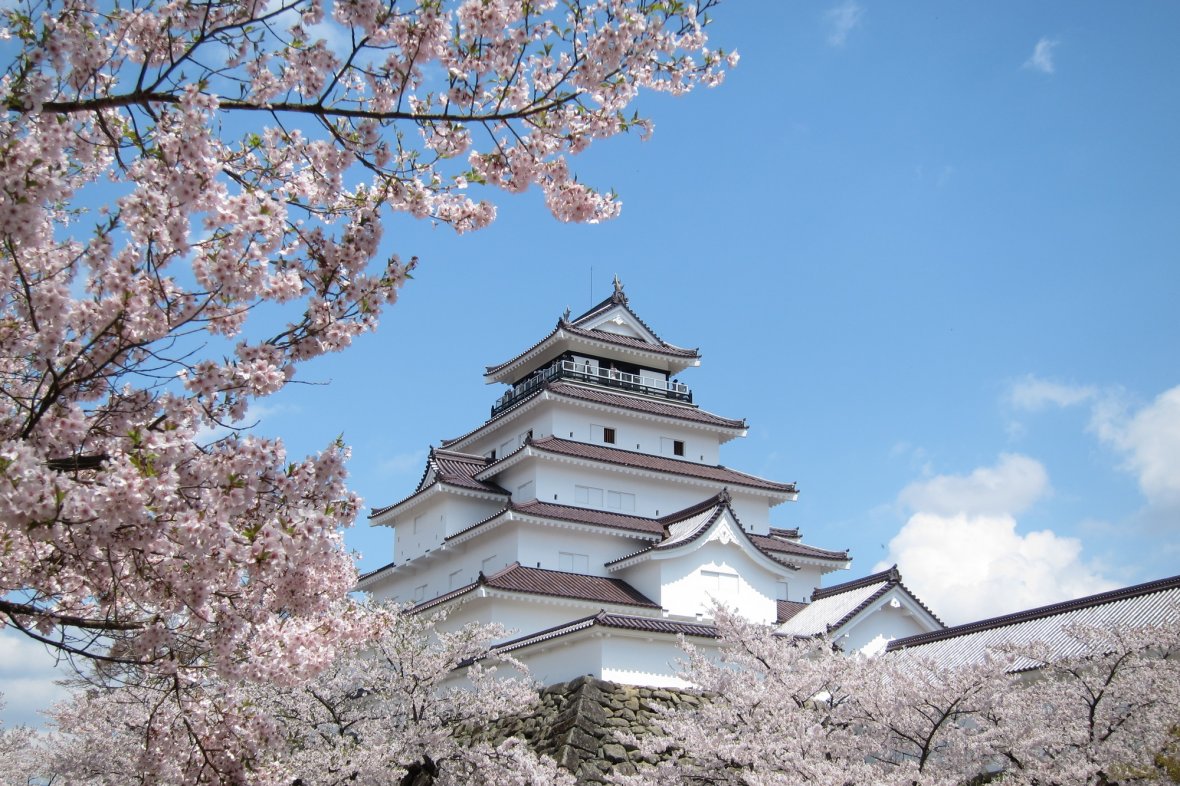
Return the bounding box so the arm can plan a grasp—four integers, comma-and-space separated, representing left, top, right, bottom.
778, 580, 891, 637
887, 574, 1180, 669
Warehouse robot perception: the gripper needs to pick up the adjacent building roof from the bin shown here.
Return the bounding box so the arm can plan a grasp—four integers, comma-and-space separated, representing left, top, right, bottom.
885, 573, 1180, 670
494, 610, 720, 655
440, 380, 746, 451
370, 448, 508, 519
479, 435, 797, 498
777, 599, 808, 624
777, 566, 944, 638
409, 563, 661, 615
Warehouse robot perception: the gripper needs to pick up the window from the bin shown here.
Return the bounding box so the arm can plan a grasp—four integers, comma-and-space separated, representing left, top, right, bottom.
412, 514, 422, 534
575, 485, 604, 507
559, 552, 589, 572
484, 449, 496, 461
777, 581, 790, 601
449, 570, 464, 589
413, 584, 427, 602
607, 490, 636, 512
516, 480, 535, 500
481, 555, 499, 574
661, 437, 686, 457
592, 424, 616, 445
499, 439, 514, 456
702, 570, 739, 603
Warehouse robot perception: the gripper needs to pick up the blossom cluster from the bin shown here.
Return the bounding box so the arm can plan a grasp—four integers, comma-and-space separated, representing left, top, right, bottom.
0, 0, 731, 776
615, 610, 1180, 786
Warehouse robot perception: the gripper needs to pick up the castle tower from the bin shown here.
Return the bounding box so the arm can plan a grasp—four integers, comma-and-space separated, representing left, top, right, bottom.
359, 283, 939, 684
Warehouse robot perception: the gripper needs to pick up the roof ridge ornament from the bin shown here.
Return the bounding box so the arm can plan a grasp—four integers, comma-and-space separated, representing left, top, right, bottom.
612, 274, 628, 304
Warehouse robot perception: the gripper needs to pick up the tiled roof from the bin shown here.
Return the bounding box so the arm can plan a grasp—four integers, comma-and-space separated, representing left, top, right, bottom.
494, 611, 719, 655
569, 279, 663, 341
484, 563, 660, 608
606, 492, 807, 572
777, 600, 808, 624
885, 573, 1180, 669
546, 382, 746, 429
406, 563, 660, 614
777, 566, 944, 638
484, 321, 699, 377
370, 448, 507, 518
439, 380, 745, 450
768, 526, 801, 540
485, 435, 796, 495
502, 499, 666, 535
749, 533, 849, 562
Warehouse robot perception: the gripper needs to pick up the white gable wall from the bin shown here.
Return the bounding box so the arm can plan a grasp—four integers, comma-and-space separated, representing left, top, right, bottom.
617, 539, 786, 625
836, 598, 938, 656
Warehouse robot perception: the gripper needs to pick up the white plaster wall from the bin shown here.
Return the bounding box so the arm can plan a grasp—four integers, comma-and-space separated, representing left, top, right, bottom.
368, 525, 521, 605
600, 636, 697, 688
434, 596, 611, 644
838, 603, 937, 655
511, 636, 605, 687
650, 540, 783, 624
548, 403, 721, 465
529, 460, 774, 529
389, 495, 503, 561
514, 524, 649, 576
464, 407, 555, 460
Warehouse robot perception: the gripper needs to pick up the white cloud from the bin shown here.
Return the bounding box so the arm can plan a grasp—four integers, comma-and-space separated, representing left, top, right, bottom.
1007, 375, 1096, 411
897, 452, 1049, 517
882, 454, 1116, 624
1090, 385, 1180, 509
877, 512, 1117, 625
1024, 37, 1058, 74
0, 630, 69, 728
825, 1, 864, 47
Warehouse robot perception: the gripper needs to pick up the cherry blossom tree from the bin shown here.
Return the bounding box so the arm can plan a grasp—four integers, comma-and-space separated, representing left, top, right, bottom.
616, 609, 1180, 786
989, 621, 1180, 786
616, 610, 882, 786
0, 0, 733, 774
39, 604, 574, 784
0, 696, 45, 786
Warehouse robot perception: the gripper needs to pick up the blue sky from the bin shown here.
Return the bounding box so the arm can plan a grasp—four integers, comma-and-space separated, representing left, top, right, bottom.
4, 1, 1179, 726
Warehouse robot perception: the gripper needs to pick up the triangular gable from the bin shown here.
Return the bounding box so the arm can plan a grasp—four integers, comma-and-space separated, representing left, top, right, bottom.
776, 566, 944, 653
569, 276, 663, 344
606, 493, 798, 578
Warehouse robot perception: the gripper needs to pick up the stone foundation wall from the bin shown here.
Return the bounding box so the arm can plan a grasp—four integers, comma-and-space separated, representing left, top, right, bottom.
473, 676, 704, 783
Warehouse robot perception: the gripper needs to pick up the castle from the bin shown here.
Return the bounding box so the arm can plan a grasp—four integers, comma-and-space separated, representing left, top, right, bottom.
359, 280, 944, 686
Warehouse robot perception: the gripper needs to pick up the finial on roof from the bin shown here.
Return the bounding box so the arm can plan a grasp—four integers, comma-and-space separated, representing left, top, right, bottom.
718, 487, 732, 504
562, 306, 571, 322
612, 275, 628, 304
886, 564, 902, 583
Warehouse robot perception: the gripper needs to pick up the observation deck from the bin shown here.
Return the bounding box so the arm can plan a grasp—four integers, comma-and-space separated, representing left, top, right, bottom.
491, 359, 692, 417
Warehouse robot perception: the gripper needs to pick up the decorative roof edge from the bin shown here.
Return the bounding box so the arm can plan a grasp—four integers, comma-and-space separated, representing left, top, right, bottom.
886, 572, 1180, 652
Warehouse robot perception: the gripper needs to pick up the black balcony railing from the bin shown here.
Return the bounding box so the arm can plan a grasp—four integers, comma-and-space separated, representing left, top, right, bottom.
492, 359, 692, 416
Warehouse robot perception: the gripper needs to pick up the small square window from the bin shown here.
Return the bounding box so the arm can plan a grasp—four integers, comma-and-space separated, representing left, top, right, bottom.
603, 427, 616, 444
673, 440, 685, 456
